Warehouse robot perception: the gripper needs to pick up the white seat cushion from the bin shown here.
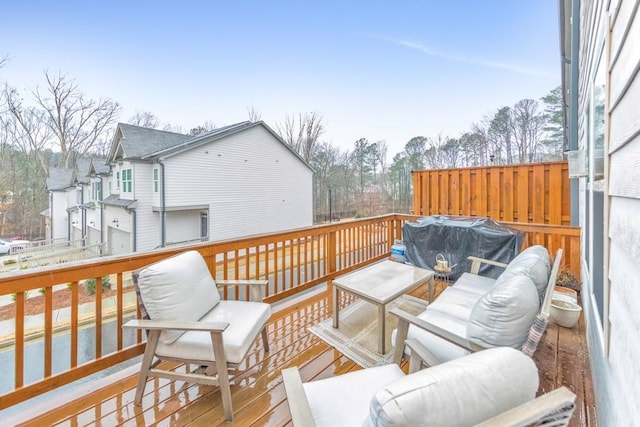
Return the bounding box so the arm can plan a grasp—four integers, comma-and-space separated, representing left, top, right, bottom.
467, 275, 539, 349
427, 287, 482, 322
136, 251, 221, 345
303, 364, 405, 427
365, 347, 539, 426
451, 272, 496, 296
155, 300, 271, 364
392, 309, 471, 363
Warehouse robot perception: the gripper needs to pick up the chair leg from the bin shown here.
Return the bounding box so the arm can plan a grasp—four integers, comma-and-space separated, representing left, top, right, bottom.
261, 327, 269, 352
393, 318, 409, 365
135, 330, 160, 406
211, 331, 233, 422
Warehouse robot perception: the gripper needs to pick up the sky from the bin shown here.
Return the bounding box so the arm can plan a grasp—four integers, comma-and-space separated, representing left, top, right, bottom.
1, 1, 561, 159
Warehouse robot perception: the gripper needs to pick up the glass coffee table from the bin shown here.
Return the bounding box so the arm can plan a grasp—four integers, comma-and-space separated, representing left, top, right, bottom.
332, 260, 434, 354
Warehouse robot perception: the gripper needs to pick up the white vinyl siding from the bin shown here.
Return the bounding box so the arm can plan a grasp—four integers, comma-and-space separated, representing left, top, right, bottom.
162, 125, 313, 242
574, 1, 640, 424
131, 163, 161, 252
165, 211, 202, 244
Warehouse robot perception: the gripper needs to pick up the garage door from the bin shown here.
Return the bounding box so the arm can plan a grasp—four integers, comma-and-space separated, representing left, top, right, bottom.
108, 226, 131, 255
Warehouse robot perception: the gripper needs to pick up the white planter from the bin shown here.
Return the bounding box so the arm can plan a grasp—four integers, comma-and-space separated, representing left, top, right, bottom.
550, 299, 582, 328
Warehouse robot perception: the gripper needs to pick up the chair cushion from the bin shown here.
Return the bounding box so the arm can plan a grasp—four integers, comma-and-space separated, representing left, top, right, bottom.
451, 272, 496, 296
497, 245, 550, 299
136, 251, 221, 345
365, 347, 538, 426
392, 309, 471, 363
427, 287, 482, 322
155, 300, 271, 364
303, 364, 404, 427
467, 275, 539, 349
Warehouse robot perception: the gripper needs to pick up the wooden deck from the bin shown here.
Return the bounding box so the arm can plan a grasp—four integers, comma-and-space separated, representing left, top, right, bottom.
9, 281, 596, 427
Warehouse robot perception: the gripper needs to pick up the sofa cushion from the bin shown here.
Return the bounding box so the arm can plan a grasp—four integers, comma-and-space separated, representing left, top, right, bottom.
392, 309, 471, 363
427, 287, 483, 322
303, 363, 405, 427
155, 299, 271, 364
365, 347, 538, 426
451, 272, 496, 296
467, 274, 539, 349
136, 251, 221, 344
497, 245, 550, 299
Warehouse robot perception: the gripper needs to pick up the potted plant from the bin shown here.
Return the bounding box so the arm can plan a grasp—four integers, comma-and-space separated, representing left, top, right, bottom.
551, 268, 582, 328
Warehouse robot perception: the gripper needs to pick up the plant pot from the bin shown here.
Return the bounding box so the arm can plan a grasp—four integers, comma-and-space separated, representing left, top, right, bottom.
550, 299, 582, 328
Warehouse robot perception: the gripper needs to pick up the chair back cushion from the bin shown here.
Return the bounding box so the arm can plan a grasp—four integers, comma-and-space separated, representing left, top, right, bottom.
366, 347, 538, 426
497, 245, 550, 299
466, 275, 539, 348
136, 251, 220, 344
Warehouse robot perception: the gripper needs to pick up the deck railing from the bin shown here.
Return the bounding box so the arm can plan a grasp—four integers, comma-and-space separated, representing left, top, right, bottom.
0, 213, 579, 410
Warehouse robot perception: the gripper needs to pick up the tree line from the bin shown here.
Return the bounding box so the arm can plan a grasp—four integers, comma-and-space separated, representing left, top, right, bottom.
0, 63, 563, 238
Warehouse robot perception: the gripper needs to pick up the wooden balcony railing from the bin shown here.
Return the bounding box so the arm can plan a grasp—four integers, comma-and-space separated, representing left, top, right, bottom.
0, 214, 580, 411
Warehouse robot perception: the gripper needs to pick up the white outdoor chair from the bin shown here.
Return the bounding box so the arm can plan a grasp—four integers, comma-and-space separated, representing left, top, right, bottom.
124, 250, 271, 422
282, 341, 576, 427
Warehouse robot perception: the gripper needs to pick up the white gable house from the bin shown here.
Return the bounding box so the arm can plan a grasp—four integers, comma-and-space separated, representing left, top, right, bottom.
104, 121, 314, 255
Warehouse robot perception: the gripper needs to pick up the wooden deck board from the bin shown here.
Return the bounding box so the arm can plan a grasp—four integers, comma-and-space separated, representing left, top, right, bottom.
12, 284, 595, 427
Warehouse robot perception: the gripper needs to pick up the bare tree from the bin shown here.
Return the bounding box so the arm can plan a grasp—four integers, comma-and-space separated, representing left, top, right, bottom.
189, 120, 217, 136
275, 111, 325, 162
247, 106, 262, 122
2, 84, 54, 173
128, 110, 159, 128
511, 99, 544, 163
34, 71, 120, 168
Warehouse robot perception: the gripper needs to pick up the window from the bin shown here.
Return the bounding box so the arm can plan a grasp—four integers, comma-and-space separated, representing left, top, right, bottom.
92, 181, 102, 201
587, 48, 606, 329
116, 171, 120, 190
153, 168, 159, 193
122, 168, 132, 193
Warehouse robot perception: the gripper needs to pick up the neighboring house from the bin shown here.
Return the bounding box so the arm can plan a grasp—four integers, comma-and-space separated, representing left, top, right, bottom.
103, 121, 313, 255
45, 158, 109, 244
560, 0, 639, 423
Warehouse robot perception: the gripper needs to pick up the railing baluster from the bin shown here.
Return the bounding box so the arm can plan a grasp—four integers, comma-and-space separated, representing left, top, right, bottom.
44, 286, 52, 377
71, 281, 79, 367
14, 291, 25, 389
96, 276, 102, 358
117, 272, 123, 350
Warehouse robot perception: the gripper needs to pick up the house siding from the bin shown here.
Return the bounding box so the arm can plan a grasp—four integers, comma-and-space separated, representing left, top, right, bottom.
575, 0, 640, 424
131, 161, 160, 252
51, 191, 68, 241
166, 210, 203, 244
162, 125, 313, 241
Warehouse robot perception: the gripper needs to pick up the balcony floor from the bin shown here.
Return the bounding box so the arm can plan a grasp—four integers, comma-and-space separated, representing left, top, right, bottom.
9, 281, 596, 426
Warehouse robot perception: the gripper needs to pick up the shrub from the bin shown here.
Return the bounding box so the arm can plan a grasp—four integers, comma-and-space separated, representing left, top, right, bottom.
84, 276, 111, 295
556, 268, 581, 291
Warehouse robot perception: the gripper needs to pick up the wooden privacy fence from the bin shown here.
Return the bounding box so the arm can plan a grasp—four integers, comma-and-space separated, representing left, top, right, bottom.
412, 161, 571, 225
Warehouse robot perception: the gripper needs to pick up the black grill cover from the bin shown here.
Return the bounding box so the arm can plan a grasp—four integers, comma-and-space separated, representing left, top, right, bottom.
403, 215, 525, 281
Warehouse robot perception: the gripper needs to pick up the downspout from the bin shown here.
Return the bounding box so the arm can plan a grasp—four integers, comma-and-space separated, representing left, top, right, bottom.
80, 186, 86, 247
49, 192, 53, 243
126, 207, 137, 252
159, 160, 166, 247
569, 0, 580, 225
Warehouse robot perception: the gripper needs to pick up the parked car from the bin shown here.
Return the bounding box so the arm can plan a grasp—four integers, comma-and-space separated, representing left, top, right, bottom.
0, 238, 30, 255
0, 238, 10, 255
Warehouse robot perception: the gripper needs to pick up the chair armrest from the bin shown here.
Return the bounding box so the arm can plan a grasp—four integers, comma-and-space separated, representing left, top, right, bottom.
390, 307, 485, 353
216, 279, 268, 301
123, 319, 229, 332
475, 386, 576, 427
281, 367, 316, 427
405, 339, 441, 372
467, 256, 509, 275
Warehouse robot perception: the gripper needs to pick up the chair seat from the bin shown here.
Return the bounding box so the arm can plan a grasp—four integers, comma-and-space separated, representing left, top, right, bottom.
427, 286, 481, 321
392, 309, 471, 362
451, 272, 496, 295
302, 364, 404, 427
156, 300, 271, 364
